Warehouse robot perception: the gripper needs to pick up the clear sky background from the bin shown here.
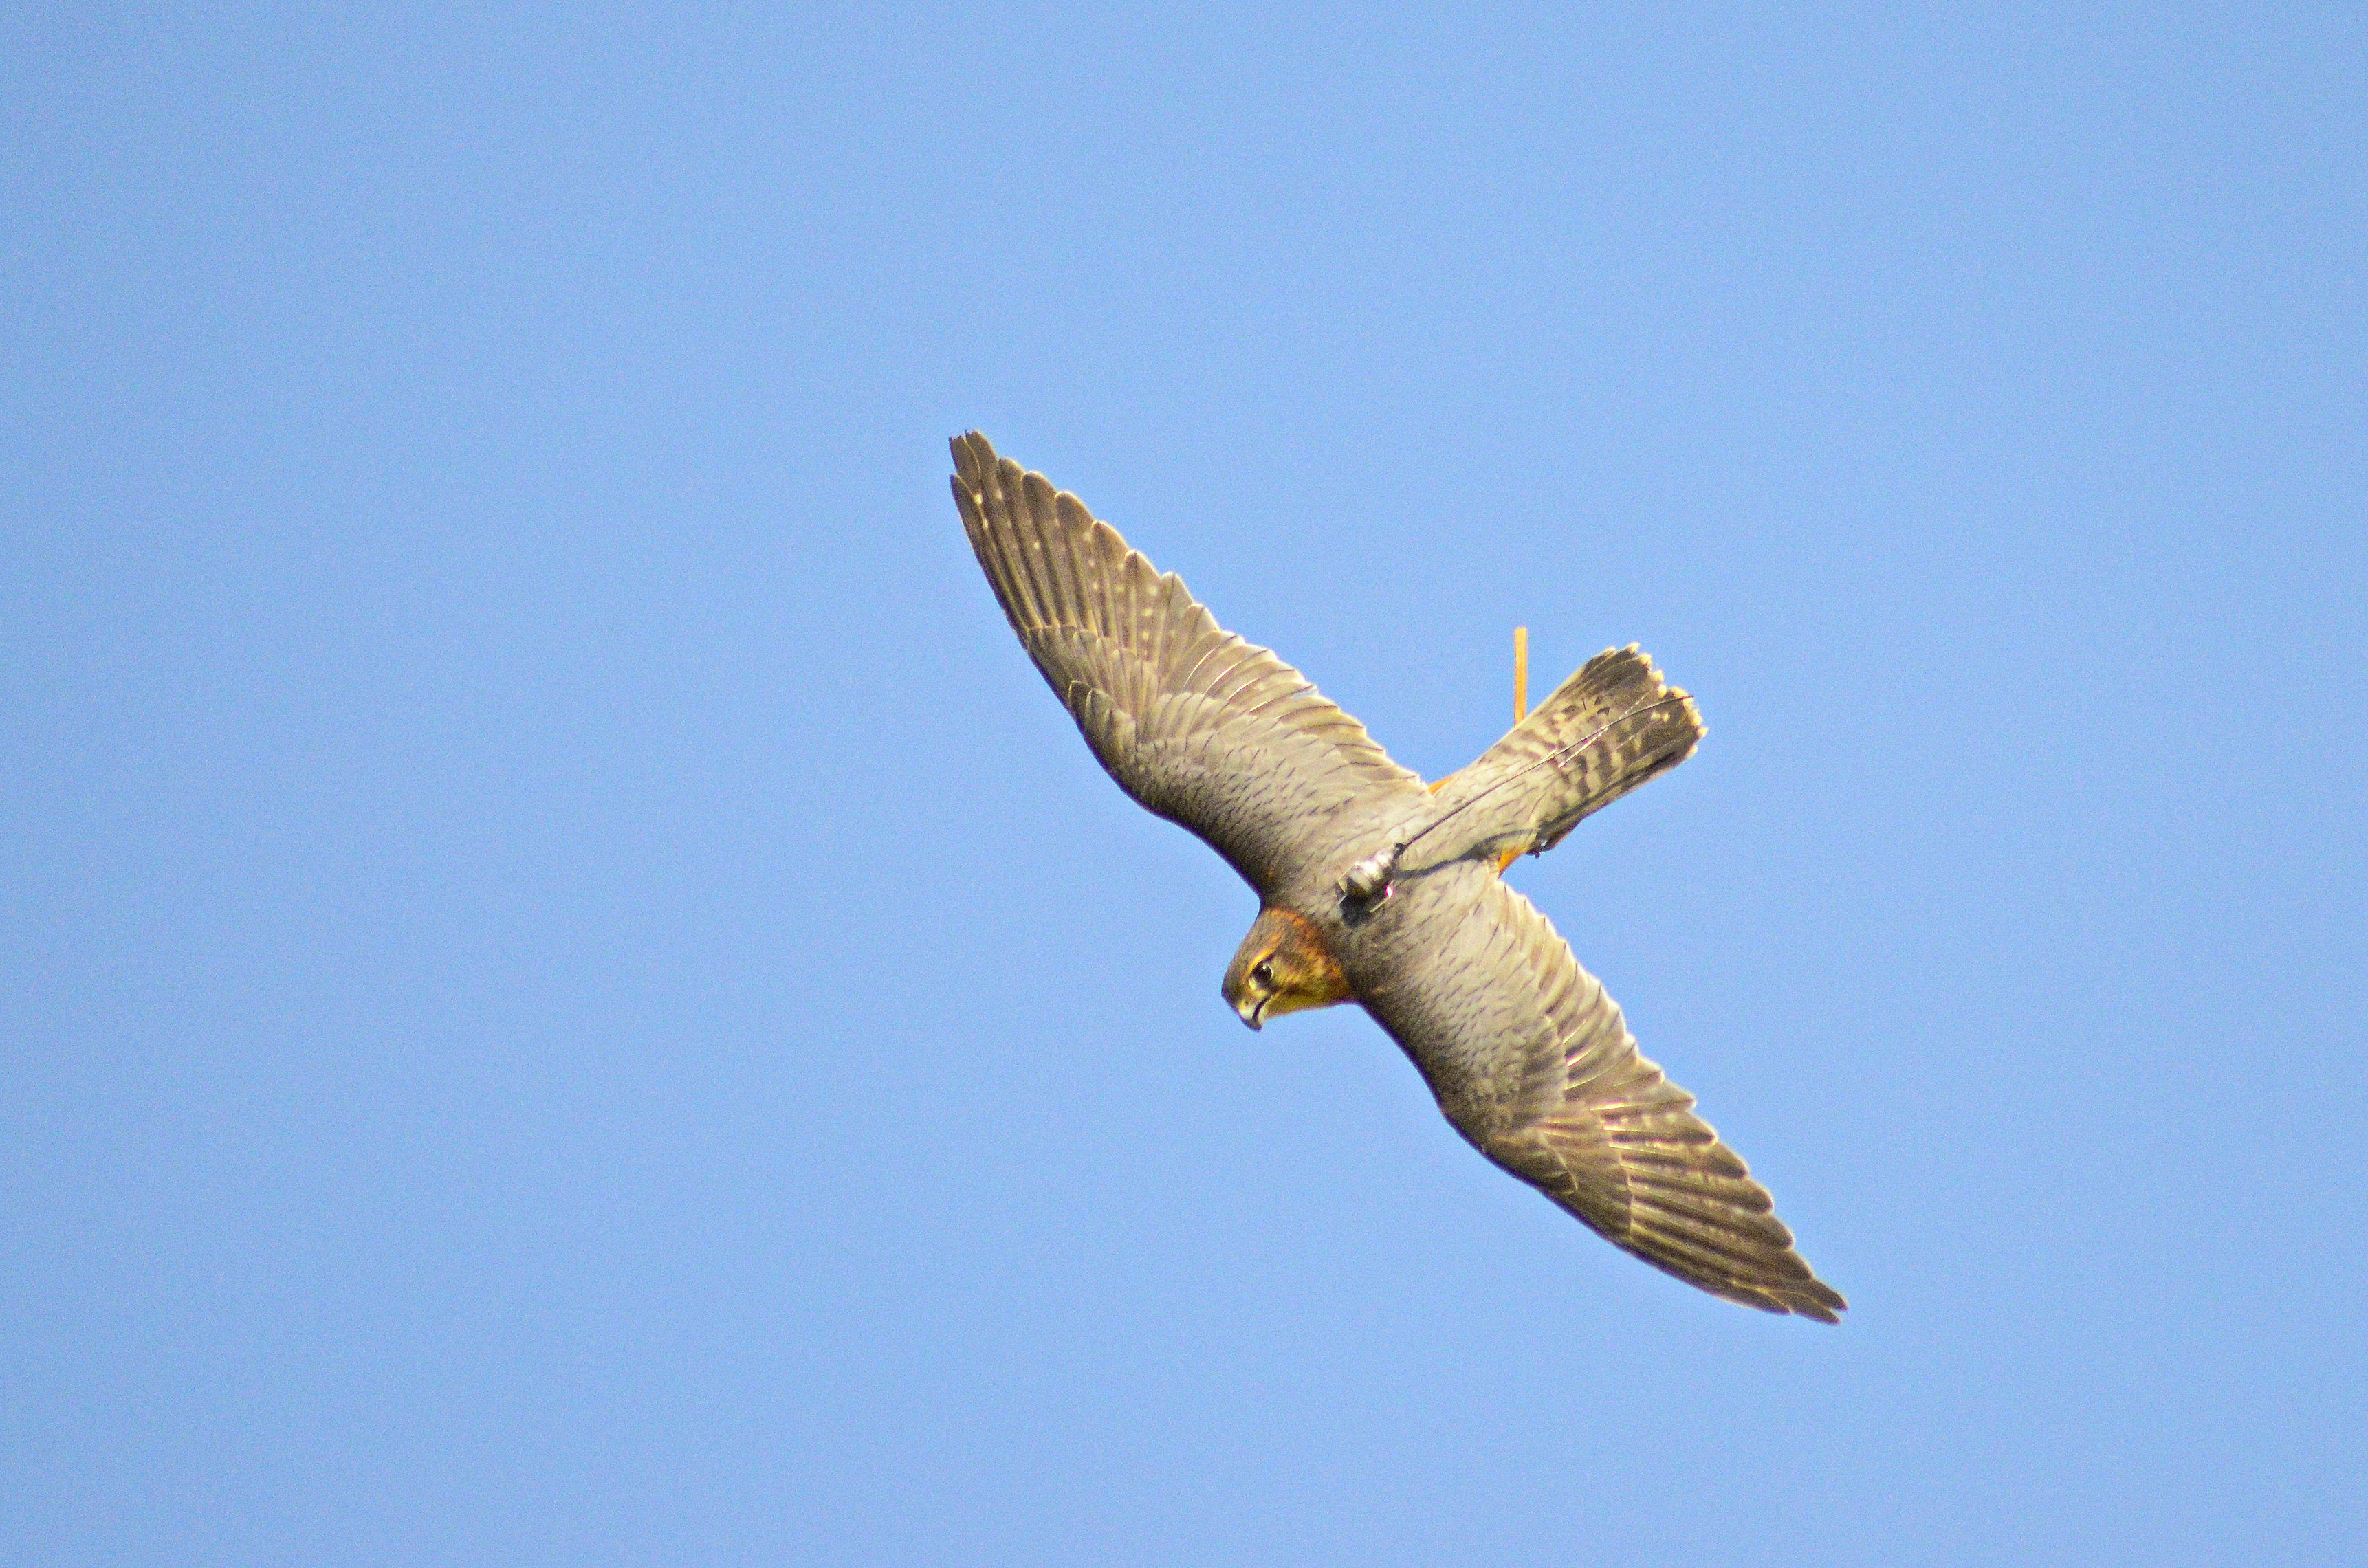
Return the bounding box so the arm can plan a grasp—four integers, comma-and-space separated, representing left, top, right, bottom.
6, 5, 2364, 1564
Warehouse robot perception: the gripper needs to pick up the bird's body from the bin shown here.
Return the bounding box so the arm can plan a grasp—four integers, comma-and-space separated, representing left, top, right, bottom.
951, 432, 1845, 1321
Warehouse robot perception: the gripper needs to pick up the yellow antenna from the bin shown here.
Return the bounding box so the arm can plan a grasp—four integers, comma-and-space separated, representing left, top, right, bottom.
1513, 626, 1528, 724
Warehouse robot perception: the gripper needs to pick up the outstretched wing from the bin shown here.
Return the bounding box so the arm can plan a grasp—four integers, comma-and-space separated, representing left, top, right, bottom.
1371, 876, 1845, 1320
951, 432, 1423, 895
1404, 646, 1702, 877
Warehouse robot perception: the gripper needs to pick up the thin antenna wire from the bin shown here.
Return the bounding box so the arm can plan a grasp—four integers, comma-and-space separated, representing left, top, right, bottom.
1513, 626, 1528, 724
1341, 690, 1696, 903
1394, 693, 1693, 863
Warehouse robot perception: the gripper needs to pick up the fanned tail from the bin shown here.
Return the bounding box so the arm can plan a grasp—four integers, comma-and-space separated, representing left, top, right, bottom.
1403, 646, 1704, 876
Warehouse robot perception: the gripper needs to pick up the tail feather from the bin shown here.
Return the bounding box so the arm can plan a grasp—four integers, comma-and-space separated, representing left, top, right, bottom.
1405, 645, 1702, 874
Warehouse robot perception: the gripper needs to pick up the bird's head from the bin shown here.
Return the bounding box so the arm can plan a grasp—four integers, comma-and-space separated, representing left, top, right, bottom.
1223, 907, 1353, 1030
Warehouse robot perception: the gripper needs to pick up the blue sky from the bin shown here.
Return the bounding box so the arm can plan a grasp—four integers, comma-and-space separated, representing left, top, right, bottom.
6, 5, 2363, 1563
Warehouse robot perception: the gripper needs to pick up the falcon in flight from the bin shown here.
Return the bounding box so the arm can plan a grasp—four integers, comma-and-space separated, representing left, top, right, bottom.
950, 432, 1845, 1321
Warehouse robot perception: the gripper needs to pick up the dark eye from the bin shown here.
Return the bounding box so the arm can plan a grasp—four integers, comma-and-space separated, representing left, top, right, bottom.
1251, 960, 1275, 987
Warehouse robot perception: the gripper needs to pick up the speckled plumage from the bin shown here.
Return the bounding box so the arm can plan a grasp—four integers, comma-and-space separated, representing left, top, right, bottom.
951, 432, 1845, 1321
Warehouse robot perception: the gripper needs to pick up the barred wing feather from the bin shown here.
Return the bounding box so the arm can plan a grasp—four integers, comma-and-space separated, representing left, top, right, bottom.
1420, 881, 1846, 1320
951, 432, 1423, 896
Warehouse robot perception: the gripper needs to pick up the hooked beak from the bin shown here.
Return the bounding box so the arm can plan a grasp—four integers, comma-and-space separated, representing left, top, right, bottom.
1234, 993, 1266, 1031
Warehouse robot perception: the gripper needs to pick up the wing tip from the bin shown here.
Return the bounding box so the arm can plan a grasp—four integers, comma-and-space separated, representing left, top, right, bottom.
1788, 1281, 1850, 1323
1693, 1264, 1850, 1323
950, 430, 996, 489
1746, 1267, 1848, 1322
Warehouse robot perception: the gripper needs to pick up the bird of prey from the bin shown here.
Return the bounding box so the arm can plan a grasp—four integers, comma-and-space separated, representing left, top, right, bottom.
950, 432, 1845, 1321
